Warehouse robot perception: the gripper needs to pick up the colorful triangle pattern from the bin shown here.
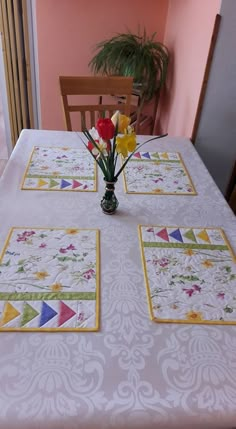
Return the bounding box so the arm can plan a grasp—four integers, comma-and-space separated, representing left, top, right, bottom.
38, 178, 48, 187
60, 179, 71, 189
169, 229, 183, 242
0, 302, 20, 326
72, 180, 82, 189
21, 302, 39, 326
156, 228, 169, 242
151, 153, 160, 159
160, 152, 169, 160
58, 301, 76, 326
133, 151, 179, 161
153, 227, 216, 245
37, 178, 86, 190
26, 176, 93, 191
156, 228, 184, 243
39, 302, 57, 326
49, 179, 60, 188
142, 152, 151, 159
184, 229, 197, 243
197, 229, 210, 243
0, 300, 80, 328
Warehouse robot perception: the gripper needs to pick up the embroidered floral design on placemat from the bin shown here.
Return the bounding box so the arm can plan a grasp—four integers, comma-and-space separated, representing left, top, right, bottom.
21, 147, 97, 191
0, 227, 99, 331
122, 152, 196, 194
139, 225, 236, 324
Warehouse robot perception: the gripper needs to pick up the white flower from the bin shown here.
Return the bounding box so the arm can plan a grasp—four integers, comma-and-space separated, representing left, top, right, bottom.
93, 140, 109, 159
89, 127, 100, 140
111, 110, 119, 127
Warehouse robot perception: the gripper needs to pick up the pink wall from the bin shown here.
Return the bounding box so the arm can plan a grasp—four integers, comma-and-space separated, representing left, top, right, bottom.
36, 0, 168, 130
158, 0, 221, 137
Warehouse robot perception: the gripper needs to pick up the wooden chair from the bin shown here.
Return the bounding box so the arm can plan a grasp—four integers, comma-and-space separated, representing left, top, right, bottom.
59, 76, 133, 131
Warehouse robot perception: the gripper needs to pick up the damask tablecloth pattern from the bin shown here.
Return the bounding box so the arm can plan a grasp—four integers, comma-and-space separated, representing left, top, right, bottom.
0, 129, 235, 429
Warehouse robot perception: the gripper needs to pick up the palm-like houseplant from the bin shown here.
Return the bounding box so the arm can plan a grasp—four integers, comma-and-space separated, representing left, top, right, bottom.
89, 29, 169, 101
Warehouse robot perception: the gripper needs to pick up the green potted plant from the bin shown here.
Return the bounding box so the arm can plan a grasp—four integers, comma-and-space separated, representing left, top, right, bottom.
89, 29, 169, 101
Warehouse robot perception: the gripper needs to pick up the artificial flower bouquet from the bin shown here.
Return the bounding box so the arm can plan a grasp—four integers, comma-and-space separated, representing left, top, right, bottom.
82, 111, 165, 182
81, 111, 166, 213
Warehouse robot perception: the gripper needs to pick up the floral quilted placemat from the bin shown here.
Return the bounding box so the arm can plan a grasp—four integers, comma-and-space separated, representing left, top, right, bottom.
122, 151, 196, 194
139, 225, 236, 324
21, 147, 97, 191
0, 227, 99, 331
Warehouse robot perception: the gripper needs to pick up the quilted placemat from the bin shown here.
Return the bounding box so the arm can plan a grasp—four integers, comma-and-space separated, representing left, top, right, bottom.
0, 227, 99, 331
138, 225, 236, 324
21, 147, 97, 191
122, 151, 196, 194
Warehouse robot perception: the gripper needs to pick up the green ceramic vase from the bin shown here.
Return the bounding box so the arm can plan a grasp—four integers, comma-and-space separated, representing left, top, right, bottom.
101, 180, 119, 215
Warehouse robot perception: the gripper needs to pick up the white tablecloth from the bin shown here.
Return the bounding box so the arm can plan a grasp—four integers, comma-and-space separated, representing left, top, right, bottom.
0, 129, 236, 429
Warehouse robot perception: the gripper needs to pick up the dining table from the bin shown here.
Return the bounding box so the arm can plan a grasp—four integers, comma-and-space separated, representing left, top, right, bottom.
0, 128, 236, 429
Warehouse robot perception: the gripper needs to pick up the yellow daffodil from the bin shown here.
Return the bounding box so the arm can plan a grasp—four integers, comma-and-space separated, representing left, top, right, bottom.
111, 111, 131, 133
34, 271, 49, 280
116, 136, 128, 158
50, 282, 63, 292
126, 132, 136, 152
118, 114, 131, 133
186, 310, 203, 322
116, 133, 136, 158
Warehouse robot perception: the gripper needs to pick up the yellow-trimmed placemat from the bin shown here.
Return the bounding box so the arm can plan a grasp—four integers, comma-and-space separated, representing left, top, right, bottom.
0, 227, 100, 331
21, 147, 97, 191
138, 225, 236, 324
122, 151, 196, 195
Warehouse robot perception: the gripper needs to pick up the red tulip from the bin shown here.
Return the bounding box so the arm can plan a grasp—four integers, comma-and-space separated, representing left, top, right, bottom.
88, 140, 96, 152
96, 118, 115, 140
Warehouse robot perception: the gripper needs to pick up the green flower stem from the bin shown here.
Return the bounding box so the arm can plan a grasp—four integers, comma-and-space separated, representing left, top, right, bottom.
79, 130, 167, 182
114, 152, 118, 172
79, 133, 108, 177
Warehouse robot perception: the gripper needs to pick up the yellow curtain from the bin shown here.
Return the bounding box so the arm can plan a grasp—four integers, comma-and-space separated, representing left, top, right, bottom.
0, 0, 34, 147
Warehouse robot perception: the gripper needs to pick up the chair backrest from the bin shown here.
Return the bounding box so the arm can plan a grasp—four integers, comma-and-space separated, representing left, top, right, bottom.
59, 76, 133, 131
